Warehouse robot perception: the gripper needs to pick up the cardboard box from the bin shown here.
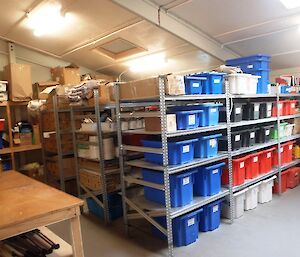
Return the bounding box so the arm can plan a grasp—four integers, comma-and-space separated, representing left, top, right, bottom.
116, 75, 185, 101
4, 63, 32, 101
33, 81, 59, 99
51, 67, 81, 85
33, 125, 41, 145
46, 156, 75, 178
144, 114, 177, 132
88, 82, 114, 106
20, 132, 32, 145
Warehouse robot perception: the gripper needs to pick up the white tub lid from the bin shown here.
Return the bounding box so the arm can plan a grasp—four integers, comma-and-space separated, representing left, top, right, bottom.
262, 175, 277, 184
248, 182, 262, 189
234, 188, 248, 196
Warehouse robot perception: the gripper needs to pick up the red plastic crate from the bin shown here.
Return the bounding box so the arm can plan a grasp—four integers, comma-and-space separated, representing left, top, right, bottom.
222, 155, 248, 186
283, 100, 297, 115
272, 146, 284, 167
245, 152, 260, 179
273, 170, 289, 193
259, 147, 275, 174
287, 167, 300, 188
0, 119, 4, 131
272, 101, 283, 117
282, 141, 295, 164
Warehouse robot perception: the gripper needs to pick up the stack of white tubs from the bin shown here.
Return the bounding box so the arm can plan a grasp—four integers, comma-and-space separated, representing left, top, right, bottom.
222, 175, 277, 219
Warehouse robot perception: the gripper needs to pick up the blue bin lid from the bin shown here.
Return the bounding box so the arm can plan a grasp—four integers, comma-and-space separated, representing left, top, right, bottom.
172, 110, 203, 115
198, 103, 223, 108
199, 133, 222, 140
226, 54, 271, 64
202, 162, 225, 171
175, 207, 204, 221
172, 169, 198, 179
170, 138, 198, 145
184, 76, 207, 80
205, 198, 224, 209
198, 72, 226, 76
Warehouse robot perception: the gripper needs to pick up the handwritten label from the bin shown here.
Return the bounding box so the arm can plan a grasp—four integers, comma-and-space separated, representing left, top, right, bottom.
240, 162, 244, 168
183, 177, 190, 185
212, 169, 219, 174
254, 105, 259, 112
250, 132, 255, 138
192, 82, 199, 88
188, 114, 196, 125
267, 152, 271, 158
188, 218, 195, 226
182, 145, 190, 153
211, 108, 217, 113
214, 79, 220, 84
253, 156, 258, 162
247, 64, 254, 69
235, 135, 241, 141
236, 107, 241, 114
210, 139, 217, 147
265, 129, 270, 136
213, 205, 219, 213
289, 145, 293, 150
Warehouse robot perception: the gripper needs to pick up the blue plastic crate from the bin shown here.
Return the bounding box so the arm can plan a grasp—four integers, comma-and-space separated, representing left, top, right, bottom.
199, 198, 223, 232
250, 69, 270, 94
198, 103, 223, 127
2, 161, 11, 171
142, 168, 196, 207
87, 194, 123, 221
174, 110, 202, 130
194, 162, 225, 197
194, 133, 222, 159
198, 72, 225, 94
152, 208, 203, 247
184, 76, 207, 94
226, 54, 271, 71
142, 139, 197, 165
0, 133, 3, 149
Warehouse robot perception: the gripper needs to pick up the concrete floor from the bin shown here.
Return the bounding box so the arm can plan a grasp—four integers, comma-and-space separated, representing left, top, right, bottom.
50, 186, 300, 257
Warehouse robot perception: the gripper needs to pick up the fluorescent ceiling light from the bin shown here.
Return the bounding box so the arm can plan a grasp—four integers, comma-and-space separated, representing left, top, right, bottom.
26, 2, 71, 37
280, 0, 300, 9
126, 53, 167, 72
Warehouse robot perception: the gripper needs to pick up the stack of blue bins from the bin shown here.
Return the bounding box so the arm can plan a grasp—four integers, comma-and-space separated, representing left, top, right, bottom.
226, 54, 271, 94
184, 72, 225, 95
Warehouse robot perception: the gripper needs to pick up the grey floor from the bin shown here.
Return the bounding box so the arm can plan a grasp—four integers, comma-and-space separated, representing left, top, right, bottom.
50, 186, 300, 257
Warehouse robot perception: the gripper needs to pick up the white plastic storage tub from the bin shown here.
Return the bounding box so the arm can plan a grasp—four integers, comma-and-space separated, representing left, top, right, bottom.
258, 175, 277, 204
222, 188, 248, 219
89, 136, 116, 160
227, 74, 260, 95
244, 182, 261, 211
285, 124, 295, 137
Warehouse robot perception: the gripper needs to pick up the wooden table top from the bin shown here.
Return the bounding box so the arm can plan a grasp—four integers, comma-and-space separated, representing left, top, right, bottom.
0, 171, 83, 229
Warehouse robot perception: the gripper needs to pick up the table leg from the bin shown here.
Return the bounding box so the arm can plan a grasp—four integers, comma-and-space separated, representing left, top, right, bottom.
70, 209, 84, 257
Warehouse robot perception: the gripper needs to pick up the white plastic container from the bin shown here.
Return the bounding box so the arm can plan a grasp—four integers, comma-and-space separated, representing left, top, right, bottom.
258, 175, 277, 204
121, 121, 129, 130
285, 124, 295, 137
81, 122, 97, 132
227, 74, 260, 95
89, 136, 115, 160
244, 182, 261, 211
222, 188, 248, 219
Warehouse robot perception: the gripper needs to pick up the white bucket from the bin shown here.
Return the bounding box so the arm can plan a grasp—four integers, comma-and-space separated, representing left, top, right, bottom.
258, 175, 277, 204
244, 182, 261, 211
222, 188, 248, 219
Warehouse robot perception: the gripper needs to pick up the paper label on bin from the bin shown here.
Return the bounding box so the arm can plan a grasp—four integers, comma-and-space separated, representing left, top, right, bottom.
292, 103, 296, 108
250, 132, 255, 138
254, 105, 259, 112
267, 105, 272, 111
192, 82, 199, 88
214, 79, 220, 84
247, 64, 254, 69
240, 162, 244, 168
213, 205, 219, 213
280, 147, 283, 153
265, 129, 270, 136
182, 145, 190, 153
188, 114, 196, 125
236, 107, 241, 114
209, 139, 217, 147
187, 218, 195, 226
289, 145, 293, 150
212, 169, 219, 174
211, 108, 217, 113
253, 156, 258, 162
267, 153, 271, 158
235, 135, 241, 141
183, 177, 190, 185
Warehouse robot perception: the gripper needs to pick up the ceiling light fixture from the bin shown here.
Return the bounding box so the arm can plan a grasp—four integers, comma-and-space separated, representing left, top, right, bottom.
280, 0, 300, 9
126, 53, 167, 72
26, 2, 71, 37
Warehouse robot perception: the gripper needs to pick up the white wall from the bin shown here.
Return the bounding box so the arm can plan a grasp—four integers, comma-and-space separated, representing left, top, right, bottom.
0, 39, 102, 83
270, 66, 300, 83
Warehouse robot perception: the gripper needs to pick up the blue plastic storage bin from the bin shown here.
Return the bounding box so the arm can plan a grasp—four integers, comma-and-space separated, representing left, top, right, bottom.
152, 208, 203, 247
250, 69, 270, 94
199, 198, 223, 232
198, 103, 223, 127
143, 139, 197, 165
184, 76, 207, 94
0, 133, 3, 149
194, 133, 222, 159
2, 161, 11, 171
226, 54, 271, 71
174, 110, 202, 130
198, 72, 225, 94
194, 162, 225, 196
142, 168, 196, 207
87, 193, 123, 220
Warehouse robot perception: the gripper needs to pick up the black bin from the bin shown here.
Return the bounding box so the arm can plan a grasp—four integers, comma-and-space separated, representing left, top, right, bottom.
240, 128, 259, 147
243, 102, 260, 120
256, 124, 274, 143
220, 103, 245, 122
259, 102, 273, 119
219, 131, 242, 151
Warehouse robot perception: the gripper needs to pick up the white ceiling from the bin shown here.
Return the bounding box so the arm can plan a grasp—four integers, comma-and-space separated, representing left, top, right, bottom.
151, 0, 300, 70
0, 0, 299, 79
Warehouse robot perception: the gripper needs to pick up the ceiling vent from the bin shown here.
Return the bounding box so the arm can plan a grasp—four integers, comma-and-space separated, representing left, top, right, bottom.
92, 38, 146, 60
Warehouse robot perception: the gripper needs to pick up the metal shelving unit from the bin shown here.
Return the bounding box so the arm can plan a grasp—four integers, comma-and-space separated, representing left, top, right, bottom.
114, 77, 300, 257
70, 89, 119, 223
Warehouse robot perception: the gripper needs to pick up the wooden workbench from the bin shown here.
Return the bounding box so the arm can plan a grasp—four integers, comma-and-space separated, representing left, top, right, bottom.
0, 171, 84, 257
